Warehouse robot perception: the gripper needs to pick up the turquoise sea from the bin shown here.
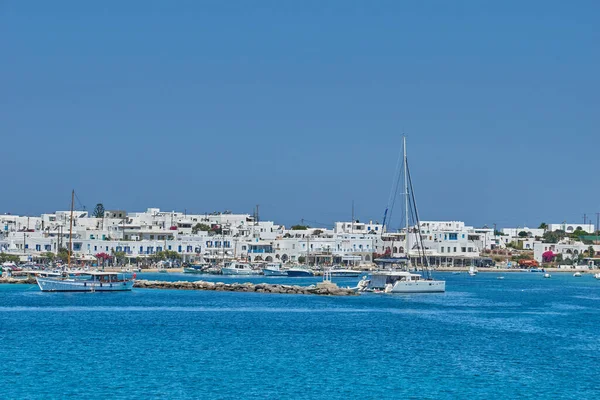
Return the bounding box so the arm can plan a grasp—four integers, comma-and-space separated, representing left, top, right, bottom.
1, 272, 599, 399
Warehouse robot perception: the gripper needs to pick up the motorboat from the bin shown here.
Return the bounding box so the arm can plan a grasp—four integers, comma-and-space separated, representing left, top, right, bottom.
183, 265, 206, 274
357, 270, 445, 293
36, 272, 134, 292
594, 273, 600, 280
329, 267, 360, 277
573, 272, 582, 277
544, 273, 551, 278
221, 262, 260, 275
497, 276, 505, 280
286, 266, 314, 277
262, 263, 287, 276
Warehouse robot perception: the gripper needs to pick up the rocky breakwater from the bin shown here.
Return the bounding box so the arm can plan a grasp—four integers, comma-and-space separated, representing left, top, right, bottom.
0, 277, 37, 284
134, 280, 356, 296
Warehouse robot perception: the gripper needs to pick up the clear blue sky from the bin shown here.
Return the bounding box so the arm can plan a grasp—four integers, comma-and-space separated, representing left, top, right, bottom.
1, 1, 598, 229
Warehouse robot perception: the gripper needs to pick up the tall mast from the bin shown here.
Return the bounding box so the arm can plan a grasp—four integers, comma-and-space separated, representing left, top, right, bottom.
67, 190, 75, 269
403, 136, 410, 269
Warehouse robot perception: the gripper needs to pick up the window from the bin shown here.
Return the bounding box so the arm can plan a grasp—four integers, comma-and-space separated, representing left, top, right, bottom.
461, 247, 466, 252
441, 247, 444, 253
453, 247, 457, 252
150, 235, 154, 240
449, 233, 457, 240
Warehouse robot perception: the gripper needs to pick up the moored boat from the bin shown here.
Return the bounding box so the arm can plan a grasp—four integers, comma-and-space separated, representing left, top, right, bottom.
36, 272, 134, 292
358, 271, 445, 293
286, 267, 314, 277
329, 267, 360, 277
221, 262, 260, 275
262, 263, 287, 276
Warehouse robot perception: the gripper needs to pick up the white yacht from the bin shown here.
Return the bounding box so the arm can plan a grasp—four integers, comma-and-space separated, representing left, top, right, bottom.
329, 267, 360, 277
221, 262, 260, 275
360, 136, 445, 294
262, 263, 287, 276
36, 272, 134, 292
358, 271, 445, 293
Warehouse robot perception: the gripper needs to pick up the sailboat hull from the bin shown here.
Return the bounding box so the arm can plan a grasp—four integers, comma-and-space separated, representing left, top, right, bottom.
36, 277, 134, 292
391, 280, 445, 293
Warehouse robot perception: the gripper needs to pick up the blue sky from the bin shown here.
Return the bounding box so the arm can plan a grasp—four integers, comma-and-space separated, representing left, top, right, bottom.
1, 1, 598, 229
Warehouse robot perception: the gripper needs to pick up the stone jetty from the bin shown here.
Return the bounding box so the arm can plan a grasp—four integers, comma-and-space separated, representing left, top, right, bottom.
134, 279, 357, 296
0, 277, 37, 284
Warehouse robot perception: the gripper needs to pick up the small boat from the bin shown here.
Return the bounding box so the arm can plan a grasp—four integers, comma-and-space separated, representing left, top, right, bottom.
262, 263, 287, 277
183, 265, 205, 274
36, 272, 134, 292
468, 266, 478, 276
594, 273, 600, 280
452, 271, 461, 275
497, 276, 505, 280
286, 267, 314, 277
329, 267, 360, 277
158, 269, 168, 273
221, 262, 260, 275
573, 272, 582, 277
544, 273, 551, 278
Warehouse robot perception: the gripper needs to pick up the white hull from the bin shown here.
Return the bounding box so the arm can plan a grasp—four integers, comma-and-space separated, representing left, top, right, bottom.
391, 280, 446, 293
221, 268, 260, 275
330, 270, 360, 277
36, 277, 134, 292
263, 268, 287, 276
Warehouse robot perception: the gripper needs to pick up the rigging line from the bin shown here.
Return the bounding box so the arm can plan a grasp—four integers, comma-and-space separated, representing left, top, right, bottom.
301, 219, 332, 228
383, 144, 404, 230
407, 161, 432, 279
73, 191, 86, 211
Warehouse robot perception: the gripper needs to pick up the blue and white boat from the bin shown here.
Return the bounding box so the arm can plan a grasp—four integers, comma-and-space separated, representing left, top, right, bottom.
221, 262, 260, 275
286, 266, 314, 277
36, 272, 135, 292
262, 263, 287, 276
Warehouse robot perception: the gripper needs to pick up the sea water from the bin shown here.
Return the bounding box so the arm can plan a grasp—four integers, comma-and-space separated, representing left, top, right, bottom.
1, 272, 599, 399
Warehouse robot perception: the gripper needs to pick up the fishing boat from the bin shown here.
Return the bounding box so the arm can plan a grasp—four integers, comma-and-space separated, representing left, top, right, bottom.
36, 190, 135, 292
221, 262, 260, 275
262, 263, 287, 276
358, 136, 445, 294
286, 266, 314, 277
37, 272, 134, 292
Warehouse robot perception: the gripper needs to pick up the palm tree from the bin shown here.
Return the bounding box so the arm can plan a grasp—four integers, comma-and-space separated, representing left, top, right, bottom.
538, 222, 548, 231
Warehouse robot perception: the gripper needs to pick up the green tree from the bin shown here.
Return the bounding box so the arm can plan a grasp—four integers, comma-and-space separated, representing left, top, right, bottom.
538, 222, 548, 231
542, 230, 566, 244
298, 256, 306, 263
113, 251, 126, 266
41, 252, 55, 262
518, 231, 529, 238
587, 246, 596, 258
57, 247, 70, 263
192, 223, 211, 234
0, 254, 20, 263
291, 225, 309, 230
312, 229, 323, 236
569, 229, 587, 239
92, 203, 105, 218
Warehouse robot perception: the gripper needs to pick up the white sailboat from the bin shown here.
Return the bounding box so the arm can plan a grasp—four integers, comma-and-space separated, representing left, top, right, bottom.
359, 136, 445, 294
36, 190, 135, 292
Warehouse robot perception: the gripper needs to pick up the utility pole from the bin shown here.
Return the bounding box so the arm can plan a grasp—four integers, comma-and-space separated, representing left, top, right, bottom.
596, 212, 600, 244
351, 200, 354, 234
584, 214, 587, 225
